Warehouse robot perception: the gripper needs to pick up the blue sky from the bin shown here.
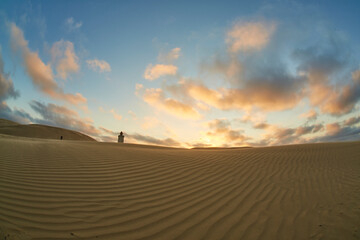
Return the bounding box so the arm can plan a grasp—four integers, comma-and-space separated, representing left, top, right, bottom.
1, 0, 360, 147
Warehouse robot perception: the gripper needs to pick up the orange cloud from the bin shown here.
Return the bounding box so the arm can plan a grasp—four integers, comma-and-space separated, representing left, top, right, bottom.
51, 40, 79, 79
143, 88, 201, 119
47, 103, 78, 117
143, 64, 177, 80
306, 70, 360, 116
226, 21, 276, 53
326, 123, 341, 135
186, 81, 302, 111
300, 109, 318, 121
10, 23, 86, 105
205, 119, 251, 146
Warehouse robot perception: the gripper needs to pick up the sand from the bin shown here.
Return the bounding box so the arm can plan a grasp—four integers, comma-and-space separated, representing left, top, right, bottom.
0, 134, 359, 240
0, 119, 95, 142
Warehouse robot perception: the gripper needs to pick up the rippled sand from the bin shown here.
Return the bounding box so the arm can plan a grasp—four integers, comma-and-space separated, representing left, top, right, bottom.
0, 135, 359, 239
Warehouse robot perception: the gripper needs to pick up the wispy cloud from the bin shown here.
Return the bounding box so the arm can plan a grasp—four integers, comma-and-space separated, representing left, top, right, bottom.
65, 17, 82, 32
226, 21, 276, 53
86, 59, 111, 73
128, 110, 137, 120
344, 116, 360, 126
158, 47, 181, 63
300, 109, 318, 121
143, 64, 177, 80
99, 126, 117, 136
51, 40, 79, 79
126, 133, 181, 147
258, 123, 325, 146
109, 109, 122, 120
142, 88, 201, 119
10, 23, 86, 105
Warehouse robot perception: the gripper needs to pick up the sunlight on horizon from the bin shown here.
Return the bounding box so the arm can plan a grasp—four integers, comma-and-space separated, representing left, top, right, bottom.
0, 0, 360, 147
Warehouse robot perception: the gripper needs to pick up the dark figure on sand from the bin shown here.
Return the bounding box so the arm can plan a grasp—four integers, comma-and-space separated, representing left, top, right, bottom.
118, 132, 124, 143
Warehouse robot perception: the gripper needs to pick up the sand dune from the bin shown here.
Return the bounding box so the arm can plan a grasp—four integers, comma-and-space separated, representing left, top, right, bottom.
0, 135, 359, 240
0, 119, 95, 141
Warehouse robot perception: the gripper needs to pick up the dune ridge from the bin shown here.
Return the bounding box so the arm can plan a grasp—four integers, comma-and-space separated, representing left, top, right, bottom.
0, 119, 95, 141
0, 135, 359, 239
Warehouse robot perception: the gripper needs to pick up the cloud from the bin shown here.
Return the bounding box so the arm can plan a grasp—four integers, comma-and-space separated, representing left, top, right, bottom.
10, 23, 86, 105
128, 110, 137, 120
253, 122, 270, 129
311, 121, 360, 143
141, 116, 160, 130
0, 51, 19, 102
320, 83, 360, 116
184, 77, 304, 111
65, 17, 82, 31
206, 119, 251, 146
143, 64, 177, 81
142, 88, 201, 119
158, 47, 181, 63
86, 59, 111, 73
126, 133, 181, 147
295, 124, 324, 135
99, 126, 117, 136
189, 142, 213, 148
30, 101, 100, 137
325, 122, 341, 135
353, 70, 360, 82
50, 40, 79, 79
0, 101, 33, 124
300, 109, 318, 121
109, 109, 122, 120
260, 123, 325, 146
136, 83, 143, 90
293, 41, 360, 116
344, 116, 360, 126
201, 55, 242, 82
226, 21, 276, 53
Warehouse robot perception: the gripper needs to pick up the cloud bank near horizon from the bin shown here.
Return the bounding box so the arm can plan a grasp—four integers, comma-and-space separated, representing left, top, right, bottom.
1, 11, 360, 147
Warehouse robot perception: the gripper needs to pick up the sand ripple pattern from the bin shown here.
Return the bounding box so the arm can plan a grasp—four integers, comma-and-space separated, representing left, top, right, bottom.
0, 137, 360, 239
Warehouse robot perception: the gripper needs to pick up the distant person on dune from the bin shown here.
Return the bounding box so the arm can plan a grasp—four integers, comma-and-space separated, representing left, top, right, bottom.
118, 132, 124, 143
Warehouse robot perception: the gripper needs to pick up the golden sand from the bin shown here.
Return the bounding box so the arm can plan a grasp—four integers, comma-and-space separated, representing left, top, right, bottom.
0, 133, 359, 239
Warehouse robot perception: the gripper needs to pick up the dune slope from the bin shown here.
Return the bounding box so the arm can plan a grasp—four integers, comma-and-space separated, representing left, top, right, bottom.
0, 136, 359, 240
0, 119, 95, 141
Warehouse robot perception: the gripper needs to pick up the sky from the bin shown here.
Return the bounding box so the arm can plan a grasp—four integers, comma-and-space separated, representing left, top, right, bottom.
1, 0, 360, 148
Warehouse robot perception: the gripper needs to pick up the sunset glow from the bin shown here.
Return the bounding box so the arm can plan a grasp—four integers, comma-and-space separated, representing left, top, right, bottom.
1, 0, 359, 147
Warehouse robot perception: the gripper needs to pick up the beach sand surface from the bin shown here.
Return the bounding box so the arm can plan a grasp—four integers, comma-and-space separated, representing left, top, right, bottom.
0, 134, 359, 239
